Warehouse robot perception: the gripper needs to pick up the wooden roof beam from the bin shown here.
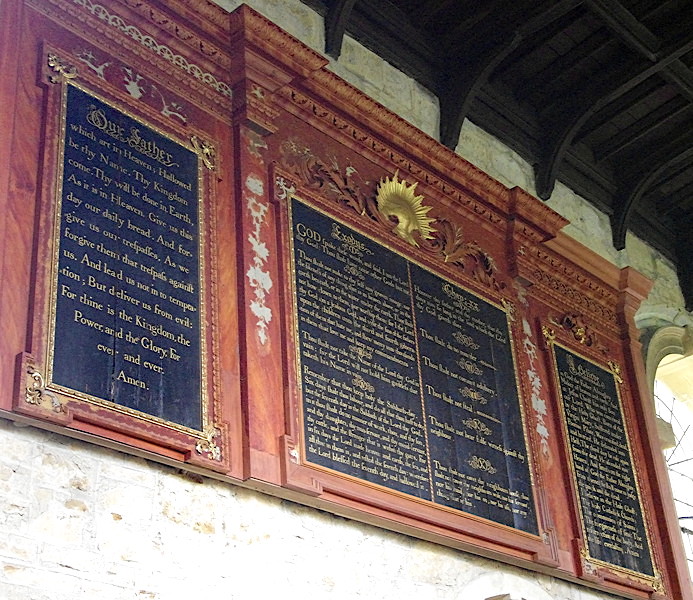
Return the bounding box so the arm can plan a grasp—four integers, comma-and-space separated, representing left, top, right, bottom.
611, 145, 693, 249
660, 179, 693, 217
523, 30, 613, 106
629, 129, 693, 174
325, 0, 358, 59
438, 0, 508, 50
573, 78, 661, 143
409, 0, 458, 26
439, 0, 583, 149
594, 99, 691, 162
535, 37, 693, 199
439, 30, 522, 149
665, 204, 693, 311
491, 1, 585, 81
587, 1, 693, 105
678, 239, 693, 311
662, 60, 693, 102
586, 0, 660, 60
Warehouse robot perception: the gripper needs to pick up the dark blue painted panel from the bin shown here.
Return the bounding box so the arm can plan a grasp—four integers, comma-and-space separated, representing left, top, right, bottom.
554, 345, 653, 576
412, 266, 537, 534
291, 197, 538, 533
52, 84, 201, 430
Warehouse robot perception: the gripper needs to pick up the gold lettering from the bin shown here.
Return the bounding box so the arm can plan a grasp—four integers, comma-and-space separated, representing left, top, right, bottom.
558, 349, 649, 563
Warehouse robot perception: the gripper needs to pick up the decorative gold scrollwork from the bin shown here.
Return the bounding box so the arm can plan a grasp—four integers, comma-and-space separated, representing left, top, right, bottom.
25, 367, 65, 413
47, 53, 78, 83
550, 312, 608, 354
195, 426, 221, 461
191, 136, 217, 171
608, 360, 624, 384
280, 141, 505, 290
542, 325, 556, 343
467, 455, 497, 474
501, 298, 516, 322
652, 569, 665, 594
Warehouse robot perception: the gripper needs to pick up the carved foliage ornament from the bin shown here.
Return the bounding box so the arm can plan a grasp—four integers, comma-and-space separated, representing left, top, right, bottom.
47, 53, 78, 83
549, 312, 608, 355
279, 140, 504, 291
195, 427, 222, 461
25, 366, 66, 414
191, 136, 217, 171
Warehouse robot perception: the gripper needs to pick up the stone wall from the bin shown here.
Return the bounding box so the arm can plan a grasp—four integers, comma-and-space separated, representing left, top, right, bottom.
0, 419, 613, 600
2, 1, 690, 598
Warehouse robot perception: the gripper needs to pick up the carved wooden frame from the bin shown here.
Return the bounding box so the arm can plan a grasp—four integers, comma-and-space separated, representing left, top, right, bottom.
1, 2, 690, 598
6, 0, 239, 475
272, 166, 558, 569
542, 322, 665, 598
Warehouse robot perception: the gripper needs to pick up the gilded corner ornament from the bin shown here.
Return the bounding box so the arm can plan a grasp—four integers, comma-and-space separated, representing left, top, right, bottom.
375, 172, 436, 247
542, 325, 556, 344
608, 360, 624, 384
191, 136, 217, 171
578, 545, 601, 577
47, 53, 78, 83
25, 367, 65, 413
195, 426, 222, 461
652, 570, 665, 594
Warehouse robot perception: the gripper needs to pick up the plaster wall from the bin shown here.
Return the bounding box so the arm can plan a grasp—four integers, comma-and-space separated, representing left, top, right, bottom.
1, 1, 690, 598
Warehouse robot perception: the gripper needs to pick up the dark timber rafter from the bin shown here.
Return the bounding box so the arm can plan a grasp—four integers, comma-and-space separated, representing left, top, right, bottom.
594, 100, 691, 163
523, 29, 612, 106
439, 25, 521, 149
536, 0, 693, 199
679, 236, 693, 311
661, 180, 693, 216
586, 0, 660, 59
611, 144, 693, 250
302, 0, 693, 306
573, 78, 663, 144
439, 0, 582, 149
534, 34, 693, 200
325, 0, 357, 59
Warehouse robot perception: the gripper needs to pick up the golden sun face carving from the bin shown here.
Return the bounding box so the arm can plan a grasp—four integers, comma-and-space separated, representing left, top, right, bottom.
375, 172, 436, 247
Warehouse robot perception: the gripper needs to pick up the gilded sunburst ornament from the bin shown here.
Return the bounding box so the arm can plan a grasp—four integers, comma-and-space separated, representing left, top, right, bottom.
376, 172, 436, 246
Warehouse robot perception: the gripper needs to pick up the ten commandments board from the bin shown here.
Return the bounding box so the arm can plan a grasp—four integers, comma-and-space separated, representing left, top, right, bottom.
289, 196, 538, 535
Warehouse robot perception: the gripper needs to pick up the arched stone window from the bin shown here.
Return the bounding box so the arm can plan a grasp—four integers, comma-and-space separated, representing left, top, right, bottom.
644, 325, 693, 577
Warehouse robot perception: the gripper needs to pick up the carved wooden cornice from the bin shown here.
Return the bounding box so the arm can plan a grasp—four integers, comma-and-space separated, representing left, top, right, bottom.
232, 3, 636, 342
278, 143, 506, 292
228, 5, 328, 80
282, 88, 508, 235
522, 244, 620, 331
298, 68, 512, 213
239, 18, 513, 216
508, 186, 569, 244
224, 6, 328, 134
119, 0, 232, 68
28, 0, 233, 113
